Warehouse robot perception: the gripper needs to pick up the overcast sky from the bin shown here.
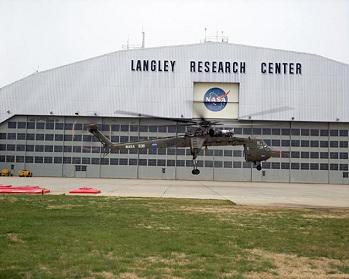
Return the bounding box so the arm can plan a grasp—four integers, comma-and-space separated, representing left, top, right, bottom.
1, 0, 348, 87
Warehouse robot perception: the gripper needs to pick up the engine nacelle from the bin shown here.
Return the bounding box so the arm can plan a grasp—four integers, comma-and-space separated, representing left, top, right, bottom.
209, 129, 234, 137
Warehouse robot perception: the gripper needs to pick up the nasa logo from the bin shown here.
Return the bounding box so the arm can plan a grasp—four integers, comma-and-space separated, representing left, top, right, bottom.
152, 142, 158, 147
203, 87, 230, 112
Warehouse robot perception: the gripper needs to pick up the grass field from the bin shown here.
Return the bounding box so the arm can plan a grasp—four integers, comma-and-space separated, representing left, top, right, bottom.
0, 195, 348, 279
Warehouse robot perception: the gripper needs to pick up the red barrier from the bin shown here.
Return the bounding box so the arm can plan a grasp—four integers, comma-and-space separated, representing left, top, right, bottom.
69, 187, 101, 194
0, 186, 50, 194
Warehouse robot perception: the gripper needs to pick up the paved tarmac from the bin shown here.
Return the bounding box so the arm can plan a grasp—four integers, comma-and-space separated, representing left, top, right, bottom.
1, 176, 349, 208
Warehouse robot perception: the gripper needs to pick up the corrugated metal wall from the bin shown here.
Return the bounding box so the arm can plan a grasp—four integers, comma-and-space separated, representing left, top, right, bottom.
1, 42, 348, 124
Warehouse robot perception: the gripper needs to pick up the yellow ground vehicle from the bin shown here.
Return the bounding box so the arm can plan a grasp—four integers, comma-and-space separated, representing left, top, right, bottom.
18, 169, 33, 177
1, 169, 13, 176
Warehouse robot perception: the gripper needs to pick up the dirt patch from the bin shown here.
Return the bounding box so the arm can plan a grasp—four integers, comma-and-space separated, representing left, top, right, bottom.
7, 233, 25, 243
245, 249, 349, 279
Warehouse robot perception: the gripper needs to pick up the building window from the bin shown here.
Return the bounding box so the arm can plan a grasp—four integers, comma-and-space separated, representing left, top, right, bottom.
6, 156, 15, 162
320, 152, 328, 159
301, 129, 309, 136
54, 145, 63, 152
340, 141, 348, 148
320, 141, 329, 148
63, 157, 72, 164
281, 162, 290, 169
25, 156, 33, 163
55, 123, 64, 130
0, 133, 6, 139
330, 164, 338, 171
17, 133, 26, 140
340, 152, 348, 159
158, 126, 167, 133
101, 158, 109, 165
281, 140, 290, 147
138, 159, 146, 166
16, 144, 25, 151
91, 158, 100, 165
121, 125, 129, 132
167, 160, 175, 166
72, 157, 81, 164
8, 133, 16, 140
330, 152, 338, 159
310, 129, 319, 136
330, 130, 338, 137
26, 122, 35, 129
291, 151, 300, 158
320, 163, 328, 170
233, 161, 242, 168
157, 159, 166, 166
291, 140, 300, 147
320, 130, 329, 136
301, 152, 309, 158
272, 139, 280, 146
330, 141, 338, 148
310, 152, 319, 159
339, 130, 348, 137
44, 157, 53, 164
301, 163, 309, 170
291, 129, 300, 136
73, 135, 82, 142
17, 122, 26, 129
35, 145, 44, 152
343, 172, 349, 178
253, 128, 261, 135
214, 161, 223, 168
310, 141, 319, 148
36, 123, 45, 130
224, 150, 232, 157
263, 128, 271, 135
147, 159, 156, 166
205, 161, 213, 167
7, 144, 15, 151
73, 146, 81, 153
54, 157, 63, 164
301, 140, 310, 147
205, 149, 213, 156
224, 161, 232, 168
64, 135, 72, 141
64, 146, 72, 153
35, 156, 43, 163
214, 150, 223, 156
119, 158, 128, 165
272, 129, 280, 135
262, 162, 270, 169
82, 157, 91, 164
271, 162, 280, 169
291, 163, 299, 170
310, 163, 319, 170
45, 134, 54, 141
26, 145, 34, 152
340, 164, 348, 171
46, 123, 54, 130
8, 122, 17, 129
0, 144, 6, 151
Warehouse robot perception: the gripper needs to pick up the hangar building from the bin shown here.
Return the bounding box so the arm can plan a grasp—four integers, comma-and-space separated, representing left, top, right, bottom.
1, 42, 348, 183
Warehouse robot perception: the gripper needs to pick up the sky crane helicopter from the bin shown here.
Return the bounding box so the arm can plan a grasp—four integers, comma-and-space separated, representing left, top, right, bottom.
87, 113, 273, 175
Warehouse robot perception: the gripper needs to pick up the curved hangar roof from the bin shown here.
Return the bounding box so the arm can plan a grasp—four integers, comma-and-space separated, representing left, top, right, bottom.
1, 42, 348, 123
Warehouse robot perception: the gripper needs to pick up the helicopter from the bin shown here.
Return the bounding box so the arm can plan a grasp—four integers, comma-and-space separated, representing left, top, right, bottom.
86, 114, 273, 175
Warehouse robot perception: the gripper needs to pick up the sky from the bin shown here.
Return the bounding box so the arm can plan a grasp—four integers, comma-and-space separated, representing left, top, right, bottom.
0, 0, 348, 87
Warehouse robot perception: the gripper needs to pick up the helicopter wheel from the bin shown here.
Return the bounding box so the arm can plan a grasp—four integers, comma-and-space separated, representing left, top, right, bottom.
192, 169, 200, 175
256, 164, 262, 171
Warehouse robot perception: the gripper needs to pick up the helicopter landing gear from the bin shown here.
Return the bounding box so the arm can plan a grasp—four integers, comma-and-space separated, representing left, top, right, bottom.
253, 161, 262, 171
192, 169, 200, 175
192, 158, 200, 175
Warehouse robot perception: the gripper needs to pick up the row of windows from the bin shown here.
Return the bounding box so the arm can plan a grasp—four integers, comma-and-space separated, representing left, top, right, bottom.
2, 133, 348, 149
1, 144, 348, 159
0, 144, 243, 156
6, 121, 349, 137
1, 155, 348, 171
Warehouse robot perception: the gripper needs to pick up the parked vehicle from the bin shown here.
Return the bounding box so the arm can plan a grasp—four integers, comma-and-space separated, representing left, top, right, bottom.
18, 169, 33, 177
1, 169, 13, 176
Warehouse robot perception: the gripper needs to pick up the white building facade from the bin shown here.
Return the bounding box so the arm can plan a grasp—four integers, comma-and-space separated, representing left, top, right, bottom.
1, 43, 348, 183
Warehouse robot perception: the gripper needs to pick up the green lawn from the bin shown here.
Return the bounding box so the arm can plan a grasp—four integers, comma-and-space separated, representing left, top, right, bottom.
0, 195, 348, 278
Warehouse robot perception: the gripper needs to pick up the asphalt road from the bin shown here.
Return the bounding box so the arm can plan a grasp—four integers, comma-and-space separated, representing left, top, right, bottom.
1, 176, 349, 208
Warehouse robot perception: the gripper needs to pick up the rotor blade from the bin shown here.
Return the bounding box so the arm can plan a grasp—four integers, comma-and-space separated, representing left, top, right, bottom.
114, 110, 197, 125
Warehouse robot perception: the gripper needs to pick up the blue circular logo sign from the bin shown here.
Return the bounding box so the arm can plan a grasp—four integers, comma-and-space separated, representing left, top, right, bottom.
203, 87, 229, 112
